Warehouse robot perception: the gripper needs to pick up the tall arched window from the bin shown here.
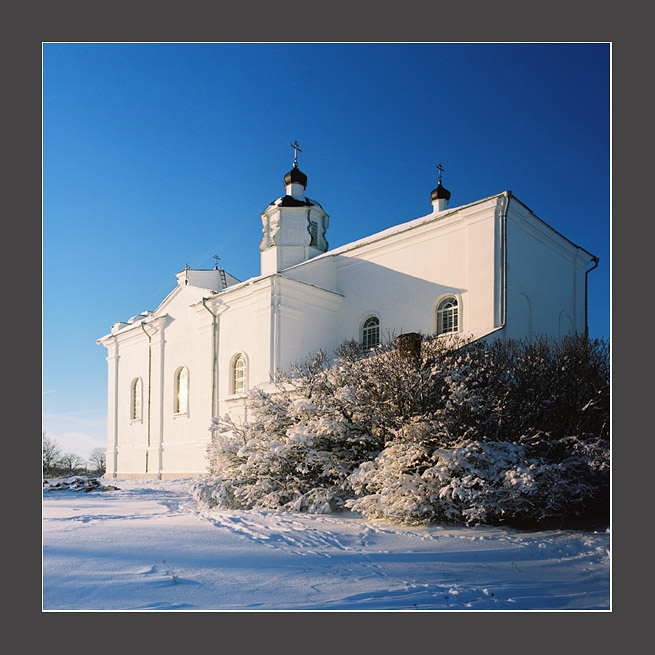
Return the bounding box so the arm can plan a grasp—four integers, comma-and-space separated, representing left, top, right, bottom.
435, 296, 459, 335
232, 354, 247, 395
174, 366, 189, 414
130, 378, 142, 421
361, 315, 380, 349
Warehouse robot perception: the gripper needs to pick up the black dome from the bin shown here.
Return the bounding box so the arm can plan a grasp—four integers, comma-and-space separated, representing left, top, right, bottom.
284, 165, 308, 188
431, 182, 451, 201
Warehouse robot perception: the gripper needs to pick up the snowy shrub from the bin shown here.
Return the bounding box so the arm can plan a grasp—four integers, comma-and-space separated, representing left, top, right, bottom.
347, 334, 609, 527
347, 431, 609, 527
192, 350, 386, 513
193, 333, 609, 528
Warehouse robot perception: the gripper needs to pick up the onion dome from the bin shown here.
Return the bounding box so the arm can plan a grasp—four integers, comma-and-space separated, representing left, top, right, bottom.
431, 181, 451, 202
284, 164, 308, 188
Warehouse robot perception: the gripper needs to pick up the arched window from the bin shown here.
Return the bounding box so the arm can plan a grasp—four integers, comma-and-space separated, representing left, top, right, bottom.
130, 378, 142, 421
361, 315, 380, 349
232, 354, 247, 395
435, 296, 459, 335
174, 366, 189, 414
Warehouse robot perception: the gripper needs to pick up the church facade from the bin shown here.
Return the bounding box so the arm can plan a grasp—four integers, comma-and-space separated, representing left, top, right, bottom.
98, 154, 597, 479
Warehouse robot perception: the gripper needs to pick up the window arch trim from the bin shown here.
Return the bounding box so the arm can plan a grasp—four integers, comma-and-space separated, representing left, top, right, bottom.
130, 377, 143, 422
174, 366, 189, 416
360, 313, 381, 350
230, 352, 248, 396
434, 293, 460, 336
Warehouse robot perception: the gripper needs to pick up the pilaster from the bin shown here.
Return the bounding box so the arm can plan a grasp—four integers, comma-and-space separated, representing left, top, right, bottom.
142, 316, 168, 478
103, 338, 119, 478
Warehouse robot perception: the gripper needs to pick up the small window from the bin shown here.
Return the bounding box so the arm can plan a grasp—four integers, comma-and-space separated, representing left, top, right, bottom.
361, 315, 380, 349
232, 354, 247, 395
174, 366, 189, 414
309, 220, 318, 247
130, 378, 142, 421
436, 296, 459, 335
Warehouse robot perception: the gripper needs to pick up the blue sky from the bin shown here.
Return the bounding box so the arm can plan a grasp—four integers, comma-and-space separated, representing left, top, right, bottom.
42, 42, 610, 459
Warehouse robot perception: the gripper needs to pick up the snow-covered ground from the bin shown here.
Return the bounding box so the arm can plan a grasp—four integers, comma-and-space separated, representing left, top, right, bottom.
42, 477, 610, 611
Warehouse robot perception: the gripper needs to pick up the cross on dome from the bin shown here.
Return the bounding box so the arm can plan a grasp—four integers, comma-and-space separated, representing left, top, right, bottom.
284, 141, 308, 189
431, 161, 451, 205
290, 141, 302, 167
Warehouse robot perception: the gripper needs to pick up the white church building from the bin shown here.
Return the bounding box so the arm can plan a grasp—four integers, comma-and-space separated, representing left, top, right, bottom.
98, 150, 598, 479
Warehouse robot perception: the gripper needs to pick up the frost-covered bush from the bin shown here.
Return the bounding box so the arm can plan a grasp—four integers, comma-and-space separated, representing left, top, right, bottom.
347, 334, 609, 527
432, 334, 609, 446
346, 429, 609, 527
346, 428, 530, 526
191, 350, 387, 513
192, 333, 609, 528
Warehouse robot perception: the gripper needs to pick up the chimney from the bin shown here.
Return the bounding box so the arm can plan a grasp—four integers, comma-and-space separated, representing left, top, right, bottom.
396, 332, 422, 361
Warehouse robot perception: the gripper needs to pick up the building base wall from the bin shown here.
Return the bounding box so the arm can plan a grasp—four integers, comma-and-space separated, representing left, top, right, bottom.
106, 470, 206, 480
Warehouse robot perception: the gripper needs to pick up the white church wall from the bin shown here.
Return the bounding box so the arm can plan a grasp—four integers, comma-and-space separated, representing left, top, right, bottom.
104, 342, 119, 477
503, 201, 592, 340
106, 328, 151, 477
514, 291, 533, 339
465, 199, 504, 335
261, 243, 325, 276
182, 269, 223, 291
260, 247, 279, 277
283, 255, 337, 292
274, 277, 343, 371
323, 198, 501, 343
156, 287, 214, 477
212, 279, 274, 424
572, 251, 590, 334
103, 283, 223, 478
205, 275, 343, 429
